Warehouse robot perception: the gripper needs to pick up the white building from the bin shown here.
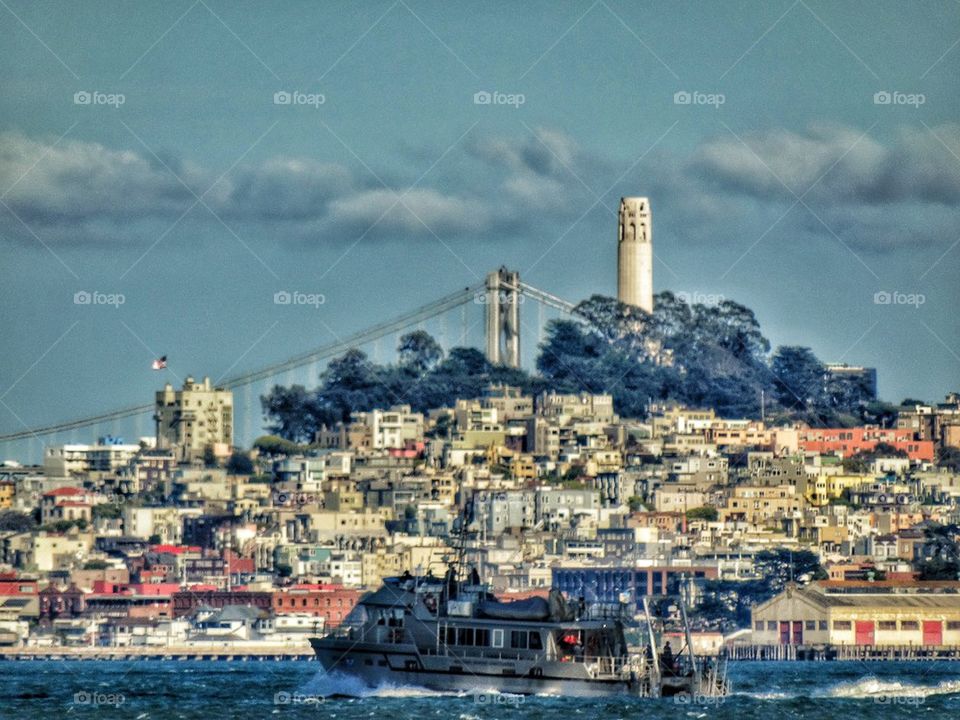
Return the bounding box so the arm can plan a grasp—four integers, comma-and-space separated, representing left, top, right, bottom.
617, 196, 653, 313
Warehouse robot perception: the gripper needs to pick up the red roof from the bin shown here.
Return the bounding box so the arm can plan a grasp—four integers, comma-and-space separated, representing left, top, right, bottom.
43, 487, 85, 497
150, 545, 202, 555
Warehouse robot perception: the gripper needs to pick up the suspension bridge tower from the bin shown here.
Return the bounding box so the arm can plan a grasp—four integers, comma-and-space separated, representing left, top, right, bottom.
484, 267, 521, 368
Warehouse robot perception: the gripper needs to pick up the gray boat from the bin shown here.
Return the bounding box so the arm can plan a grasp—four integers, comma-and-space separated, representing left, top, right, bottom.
309, 571, 729, 698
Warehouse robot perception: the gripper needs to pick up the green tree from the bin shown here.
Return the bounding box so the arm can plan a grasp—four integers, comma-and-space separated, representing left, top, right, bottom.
0, 510, 36, 533
226, 451, 255, 475
397, 330, 443, 374
686, 506, 718, 522
92, 503, 122, 520
916, 524, 960, 580
770, 346, 825, 411
253, 435, 303, 457
260, 385, 328, 442
203, 445, 217, 468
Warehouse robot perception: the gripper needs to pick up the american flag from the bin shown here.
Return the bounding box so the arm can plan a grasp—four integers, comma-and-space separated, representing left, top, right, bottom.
151, 356, 167, 370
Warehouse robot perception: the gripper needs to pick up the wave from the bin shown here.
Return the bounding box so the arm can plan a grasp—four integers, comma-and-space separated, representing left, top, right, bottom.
297, 670, 454, 698
823, 676, 960, 699
738, 675, 960, 701
299, 670, 960, 702
297, 670, 529, 700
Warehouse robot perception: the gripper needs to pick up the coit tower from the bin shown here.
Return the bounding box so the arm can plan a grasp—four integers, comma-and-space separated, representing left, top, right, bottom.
617, 196, 653, 313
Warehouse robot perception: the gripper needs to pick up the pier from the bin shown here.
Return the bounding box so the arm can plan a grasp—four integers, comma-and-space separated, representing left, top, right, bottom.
0, 646, 316, 661
727, 644, 960, 661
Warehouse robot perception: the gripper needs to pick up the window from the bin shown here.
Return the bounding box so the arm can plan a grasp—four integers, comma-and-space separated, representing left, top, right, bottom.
901, 621, 919, 630
510, 631, 528, 649
805, 621, 816, 631
755, 621, 764, 631
878, 621, 897, 631
492, 629, 504, 648
833, 621, 851, 630
766, 621, 776, 631
946, 621, 960, 630
819, 621, 828, 631
529, 632, 542, 650
457, 627, 474, 646
475, 629, 490, 647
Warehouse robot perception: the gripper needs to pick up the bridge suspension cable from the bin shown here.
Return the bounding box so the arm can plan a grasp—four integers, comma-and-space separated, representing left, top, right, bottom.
517, 282, 579, 315
0, 282, 486, 444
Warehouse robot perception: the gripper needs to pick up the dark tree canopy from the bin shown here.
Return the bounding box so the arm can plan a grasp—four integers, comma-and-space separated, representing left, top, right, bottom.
259, 294, 882, 441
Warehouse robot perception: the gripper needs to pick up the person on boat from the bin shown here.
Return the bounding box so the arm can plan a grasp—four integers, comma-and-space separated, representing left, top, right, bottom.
660, 641, 675, 675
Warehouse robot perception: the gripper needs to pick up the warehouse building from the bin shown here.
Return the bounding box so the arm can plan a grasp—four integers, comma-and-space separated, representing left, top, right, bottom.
752, 581, 960, 646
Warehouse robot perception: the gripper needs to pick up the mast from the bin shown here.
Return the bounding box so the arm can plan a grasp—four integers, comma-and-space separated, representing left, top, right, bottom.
642, 597, 661, 697
678, 599, 701, 691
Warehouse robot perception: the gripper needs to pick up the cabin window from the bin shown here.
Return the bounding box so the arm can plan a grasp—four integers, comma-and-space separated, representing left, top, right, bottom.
492, 629, 504, 648
833, 621, 851, 630
457, 628, 474, 646
901, 621, 919, 630
528, 632, 542, 650
475, 629, 490, 646
878, 621, 896, 631
755, 621, 763, 631
445, 627, 456, 645
805, 621, 815, 631
947, 621, 960, 630
510, 630, 528, 649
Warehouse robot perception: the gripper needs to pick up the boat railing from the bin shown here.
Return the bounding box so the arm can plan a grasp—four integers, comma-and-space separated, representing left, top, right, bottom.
579, 603, 631, 621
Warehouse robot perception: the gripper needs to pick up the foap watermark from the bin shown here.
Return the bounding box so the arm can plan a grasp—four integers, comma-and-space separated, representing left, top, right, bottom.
73, 690, 125, 707
873, 90, 925, 108
673, 692, 725, 707
473, 290, 525, 305
274, 290, 325, 309
274, 691, 325, 705
272, 490, 319, 507
74, 90, 125, 108
674, 90, 725, 108
677, 290, 725, 306
873, 290, 925, 308
74, 290, 125, 308
474, 691, 524, 707
473, 90, 525, 108
876, 692, 925, 706
273, 90, 325, 108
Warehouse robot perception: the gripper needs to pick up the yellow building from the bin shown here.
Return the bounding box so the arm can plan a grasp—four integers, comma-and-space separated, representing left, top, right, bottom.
0, 481, 13, 509
361, 549, 405, 588
799, 473, 869, 506
719, 484, 803, 525
155, 376, 233, 464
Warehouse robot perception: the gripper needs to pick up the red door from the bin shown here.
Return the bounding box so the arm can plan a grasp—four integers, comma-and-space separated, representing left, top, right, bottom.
779, 621, 790, 644
923, 621, 943, 646
855, 621, 875, 645
792, 621, 803, 645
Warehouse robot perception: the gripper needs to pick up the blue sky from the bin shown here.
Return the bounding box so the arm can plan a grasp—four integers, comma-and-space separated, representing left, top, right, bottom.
1, 0, 959, 456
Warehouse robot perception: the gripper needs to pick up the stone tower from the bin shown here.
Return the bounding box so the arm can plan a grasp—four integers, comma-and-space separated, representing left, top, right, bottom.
617, 197, 653, 313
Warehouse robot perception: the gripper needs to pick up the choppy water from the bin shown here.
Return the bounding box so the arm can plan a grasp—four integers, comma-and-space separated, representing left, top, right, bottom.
2, 660, 959, 719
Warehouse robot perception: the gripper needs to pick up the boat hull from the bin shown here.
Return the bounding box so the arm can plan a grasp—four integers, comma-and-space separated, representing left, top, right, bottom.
309, 638, 638, 697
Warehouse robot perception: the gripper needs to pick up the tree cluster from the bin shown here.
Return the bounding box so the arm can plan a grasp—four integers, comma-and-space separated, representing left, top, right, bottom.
261, 294, 890, 443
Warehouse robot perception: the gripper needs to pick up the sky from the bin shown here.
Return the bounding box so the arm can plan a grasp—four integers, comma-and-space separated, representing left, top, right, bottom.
1, 0, 959, 458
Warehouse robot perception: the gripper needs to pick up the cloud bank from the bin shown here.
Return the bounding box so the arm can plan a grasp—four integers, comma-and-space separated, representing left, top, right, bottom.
1, 123, 958, 252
